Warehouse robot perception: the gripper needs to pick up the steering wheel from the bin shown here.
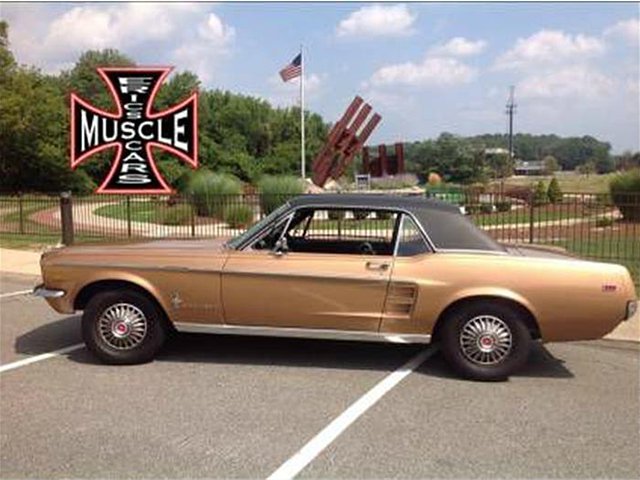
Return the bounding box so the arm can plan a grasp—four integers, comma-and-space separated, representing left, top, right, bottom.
359, 242, 375, 255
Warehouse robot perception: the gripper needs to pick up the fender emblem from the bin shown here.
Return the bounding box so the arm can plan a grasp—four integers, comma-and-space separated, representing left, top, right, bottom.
602, 284, 617, 293
171, 292, 183, 309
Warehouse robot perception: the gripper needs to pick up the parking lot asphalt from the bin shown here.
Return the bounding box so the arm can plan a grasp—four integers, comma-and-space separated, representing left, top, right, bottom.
1, 272, 639, 479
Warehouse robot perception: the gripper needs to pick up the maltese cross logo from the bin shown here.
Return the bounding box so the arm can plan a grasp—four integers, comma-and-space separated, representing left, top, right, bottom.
70, 67, 198, 194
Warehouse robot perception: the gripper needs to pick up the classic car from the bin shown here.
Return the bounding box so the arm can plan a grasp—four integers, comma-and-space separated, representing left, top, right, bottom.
34, 194, 637, 380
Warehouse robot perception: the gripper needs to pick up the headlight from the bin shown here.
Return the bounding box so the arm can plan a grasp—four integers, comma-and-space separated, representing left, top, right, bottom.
626, 300, 638, 320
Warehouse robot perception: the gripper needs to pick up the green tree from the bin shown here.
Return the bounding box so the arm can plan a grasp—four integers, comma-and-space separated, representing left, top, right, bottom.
543, 155, 559, 175
576, 161, 596, 176
0, 24, 94, 193
533, 180, 548, 205
547, 177, 563, 204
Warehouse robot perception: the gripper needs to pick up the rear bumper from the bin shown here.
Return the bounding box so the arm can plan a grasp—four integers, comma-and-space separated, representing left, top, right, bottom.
32, 284, 66, 299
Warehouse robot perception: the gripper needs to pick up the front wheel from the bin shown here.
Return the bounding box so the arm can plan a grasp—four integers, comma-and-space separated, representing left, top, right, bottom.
82, 290, 167, 364
439, 301, 531, 381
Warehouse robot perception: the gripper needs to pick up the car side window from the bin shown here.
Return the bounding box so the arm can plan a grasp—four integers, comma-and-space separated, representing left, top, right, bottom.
396, 215, 430, 257
251, 214, 292, 251
285, 208, 399, 256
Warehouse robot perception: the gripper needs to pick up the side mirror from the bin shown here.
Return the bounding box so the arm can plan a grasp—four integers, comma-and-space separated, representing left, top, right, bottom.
272, 237, 289, 256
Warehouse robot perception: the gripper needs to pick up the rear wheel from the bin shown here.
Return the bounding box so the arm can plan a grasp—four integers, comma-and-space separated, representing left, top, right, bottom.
439, 301, 531, 381
82, 290, 167, 364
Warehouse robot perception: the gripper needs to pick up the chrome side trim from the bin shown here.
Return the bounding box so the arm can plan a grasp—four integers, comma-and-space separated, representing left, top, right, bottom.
53, 263, 223, 273
173, 322, 431, 344
32, 285, 66, 298
436, 249, 509, 256
221, 268, 391, 283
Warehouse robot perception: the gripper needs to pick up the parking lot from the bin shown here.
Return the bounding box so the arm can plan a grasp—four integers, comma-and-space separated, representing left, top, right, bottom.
1, 271, 639, 479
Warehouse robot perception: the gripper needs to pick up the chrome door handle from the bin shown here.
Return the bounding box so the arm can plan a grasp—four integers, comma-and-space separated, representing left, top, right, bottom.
366, 261, 390, 271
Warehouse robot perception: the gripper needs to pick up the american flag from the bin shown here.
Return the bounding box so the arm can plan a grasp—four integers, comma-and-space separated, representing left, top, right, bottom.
279, 53, 302, 82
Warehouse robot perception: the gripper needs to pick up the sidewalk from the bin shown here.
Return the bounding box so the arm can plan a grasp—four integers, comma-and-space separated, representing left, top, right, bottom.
0, 247, 637, 341
0, 248, 42, 276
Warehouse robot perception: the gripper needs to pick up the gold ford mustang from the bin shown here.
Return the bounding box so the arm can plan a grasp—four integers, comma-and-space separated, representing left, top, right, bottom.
34, 194, 637, 380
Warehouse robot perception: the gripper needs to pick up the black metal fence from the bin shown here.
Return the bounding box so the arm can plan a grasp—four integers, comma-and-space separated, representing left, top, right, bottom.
1, 191, 638, 283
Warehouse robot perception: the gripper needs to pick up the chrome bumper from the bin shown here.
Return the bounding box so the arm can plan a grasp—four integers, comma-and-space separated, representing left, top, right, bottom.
625, 300, 638, 320
32, 284, 66, 298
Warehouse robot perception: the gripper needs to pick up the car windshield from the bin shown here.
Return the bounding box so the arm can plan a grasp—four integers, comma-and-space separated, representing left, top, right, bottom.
225, 202, 291, 250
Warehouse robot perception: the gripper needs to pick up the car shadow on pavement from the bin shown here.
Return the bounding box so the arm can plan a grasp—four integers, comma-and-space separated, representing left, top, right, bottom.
157, 333, 424, 373
14, 319, 573, 379
416, 342, 574, 380
14, 315, 82, 356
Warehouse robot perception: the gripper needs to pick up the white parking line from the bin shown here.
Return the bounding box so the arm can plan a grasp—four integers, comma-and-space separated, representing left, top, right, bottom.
0, 343, 84, 374
0, 289, 33, 299
267, 346, 436, 480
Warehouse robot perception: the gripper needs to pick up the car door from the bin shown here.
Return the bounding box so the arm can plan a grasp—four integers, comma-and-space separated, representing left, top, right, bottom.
221, 207, 398, 332
379, 213, 433, 336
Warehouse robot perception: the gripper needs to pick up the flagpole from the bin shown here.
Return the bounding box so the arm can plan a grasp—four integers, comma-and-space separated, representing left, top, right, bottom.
299, 44, 306, 180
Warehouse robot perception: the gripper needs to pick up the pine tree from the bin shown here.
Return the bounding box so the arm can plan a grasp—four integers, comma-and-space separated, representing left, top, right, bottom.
547, 177, 563, 204
533, 180, 548, 206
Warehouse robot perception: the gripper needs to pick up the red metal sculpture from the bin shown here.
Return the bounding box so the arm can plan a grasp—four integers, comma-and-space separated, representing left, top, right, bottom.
361, 143, 405, 177
311, 96, 381, 187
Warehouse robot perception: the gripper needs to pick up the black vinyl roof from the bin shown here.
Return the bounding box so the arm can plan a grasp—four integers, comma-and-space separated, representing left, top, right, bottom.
289, 194, 504, 252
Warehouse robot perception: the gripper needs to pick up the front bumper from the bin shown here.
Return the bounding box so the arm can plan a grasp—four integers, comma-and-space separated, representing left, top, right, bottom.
32, 284, 66, 298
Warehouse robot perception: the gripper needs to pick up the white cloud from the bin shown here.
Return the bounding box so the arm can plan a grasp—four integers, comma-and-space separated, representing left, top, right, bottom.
518, 65, 615, 99
2, 4, 234, 82
369, 56, 476, 88
494, 29, 605, 70
604, 18, 640, 46
336, 4, 416, 38
429, 37, 487, 57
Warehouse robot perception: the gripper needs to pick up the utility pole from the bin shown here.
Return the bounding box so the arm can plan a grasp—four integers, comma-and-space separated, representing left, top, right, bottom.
506, 85, 517, 161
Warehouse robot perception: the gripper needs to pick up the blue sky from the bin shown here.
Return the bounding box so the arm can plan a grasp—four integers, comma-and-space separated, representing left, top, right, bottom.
2, 2, 639, 152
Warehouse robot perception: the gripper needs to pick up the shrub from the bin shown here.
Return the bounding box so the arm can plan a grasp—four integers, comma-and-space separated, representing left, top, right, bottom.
595, 217, 615, 228
464, 204, 482, 215
609, 168, 640, 221
376, 211, 392, 220
328, 210, 346, 221
480, 203, 493, 214
504, 185, 533, 203
547, 177, 563, 204
352, 210, 370, 220
158, 204, 192, 226
224, 204, 254, 228
495, 201, 512, 212
370, 174, 419, 190
186, 170, 242, 218
258, 175, 304, 215
533, 180, 548, 206
427, 172, 442, 186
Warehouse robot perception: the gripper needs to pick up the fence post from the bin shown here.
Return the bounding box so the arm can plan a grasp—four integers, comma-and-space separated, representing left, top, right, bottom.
126, 195, 132, 238
528, 191, 535, 244
18, 192, 24, 234
190, 195, 196, 237
60, 191, 74, 245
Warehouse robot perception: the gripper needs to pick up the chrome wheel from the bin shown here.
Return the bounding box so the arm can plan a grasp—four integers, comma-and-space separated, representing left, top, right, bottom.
98, 303, 148, 350
459, 315, 513, 365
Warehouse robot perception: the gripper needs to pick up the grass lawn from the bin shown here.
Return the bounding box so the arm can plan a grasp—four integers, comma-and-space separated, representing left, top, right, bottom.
471, 205, 588, 227
94, 201, 163, 224
491, 172, 617, 194
0, 233, 62, 250
0, 233, 135, 251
